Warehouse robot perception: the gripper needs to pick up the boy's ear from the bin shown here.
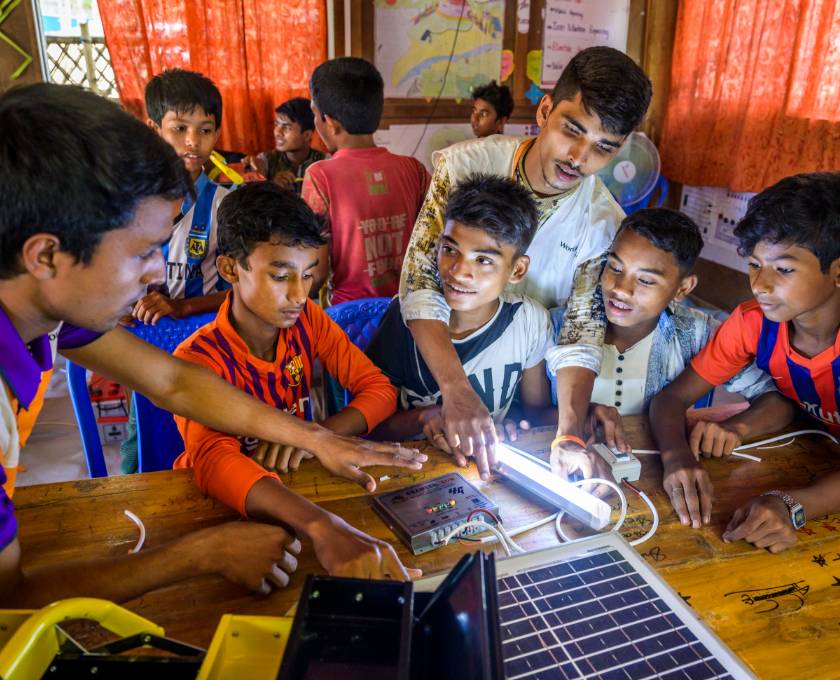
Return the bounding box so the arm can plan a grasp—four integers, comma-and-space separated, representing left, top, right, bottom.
830, 257, 840, 287
322, 113, 344, 138
672, 273, 698, 302
302, 129, 313, 144
535, 94, 554, 128
497, 116, 510, 132
146, 118, 160, 131
216, 254, 239, 285
509, 254, 530, 284
20, 233, 62, 280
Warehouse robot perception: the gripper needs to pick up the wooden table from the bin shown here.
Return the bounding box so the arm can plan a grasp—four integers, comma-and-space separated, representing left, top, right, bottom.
15, 418, 840, 679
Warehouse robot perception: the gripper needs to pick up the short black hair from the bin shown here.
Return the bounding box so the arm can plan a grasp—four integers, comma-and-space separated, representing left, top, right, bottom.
0, 83, 190, 280
310, 57, 383, 134
145, 68, 223, 128
734, 173, 840, 272
444, 174, 539, 257
551, 46, 652, 137
275, 97, 316, 132
472, 80, 514, 119
618, 208, 704, 275
218, 182, 326, 267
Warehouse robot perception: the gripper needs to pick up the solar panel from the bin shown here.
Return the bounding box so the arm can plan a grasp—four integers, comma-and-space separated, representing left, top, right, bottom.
416, 534, 754, 680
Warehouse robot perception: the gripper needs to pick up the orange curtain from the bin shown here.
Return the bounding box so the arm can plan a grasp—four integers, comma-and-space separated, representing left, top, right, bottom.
98, 0, 326, 154
660, 0, 840, 193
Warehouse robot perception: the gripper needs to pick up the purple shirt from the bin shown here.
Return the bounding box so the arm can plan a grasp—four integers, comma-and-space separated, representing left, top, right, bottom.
0, 306, 101, 551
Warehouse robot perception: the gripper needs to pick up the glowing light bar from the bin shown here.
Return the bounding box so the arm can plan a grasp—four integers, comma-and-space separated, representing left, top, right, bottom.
495, 443, 611, 530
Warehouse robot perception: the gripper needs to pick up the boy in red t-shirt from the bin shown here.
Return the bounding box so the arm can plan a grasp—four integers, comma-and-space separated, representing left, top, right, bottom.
174, 181, 427, 580
302, 57, 430, 305
651, 172, 840, 553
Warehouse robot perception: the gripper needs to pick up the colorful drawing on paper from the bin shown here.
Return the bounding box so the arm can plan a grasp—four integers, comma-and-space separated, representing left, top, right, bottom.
374, 0, 505, 99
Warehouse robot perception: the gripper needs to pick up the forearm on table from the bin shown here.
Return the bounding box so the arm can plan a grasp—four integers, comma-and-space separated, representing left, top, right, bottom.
245, 477, 333, 539
721, 392, 796, 440
788, 470, 840, 520
554, 366, 596, 439
8, 532, 218, 607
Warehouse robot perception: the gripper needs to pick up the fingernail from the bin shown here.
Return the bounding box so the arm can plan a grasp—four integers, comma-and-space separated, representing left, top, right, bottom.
289, 538, 302, 553
481, 473, 489, 481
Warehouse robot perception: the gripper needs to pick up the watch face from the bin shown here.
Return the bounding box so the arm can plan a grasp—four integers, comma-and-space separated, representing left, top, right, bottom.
792, 506, 806, 529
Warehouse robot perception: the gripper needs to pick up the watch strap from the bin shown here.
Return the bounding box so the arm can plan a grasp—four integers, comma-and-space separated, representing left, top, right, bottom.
762, 490, 805, 528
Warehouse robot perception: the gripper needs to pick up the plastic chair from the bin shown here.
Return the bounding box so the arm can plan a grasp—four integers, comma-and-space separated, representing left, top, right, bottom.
66, 362, 109, 477
324, 297, 391, 410
66, 312, 217, 477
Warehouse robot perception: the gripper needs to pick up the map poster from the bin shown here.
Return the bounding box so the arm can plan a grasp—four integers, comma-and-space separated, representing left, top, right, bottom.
540, 0, 629, 89
374, 0, 506, 99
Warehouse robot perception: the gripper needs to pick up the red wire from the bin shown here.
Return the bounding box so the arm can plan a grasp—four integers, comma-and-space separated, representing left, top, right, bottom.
622, 479, 642, 495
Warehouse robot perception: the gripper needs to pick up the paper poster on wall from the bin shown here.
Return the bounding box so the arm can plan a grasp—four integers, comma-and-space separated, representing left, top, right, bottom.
540, 0, 630, 89
681, 185, 755, 273
517, 0, 531, 32
376, 123, 475, 172
374, 0, 505, 99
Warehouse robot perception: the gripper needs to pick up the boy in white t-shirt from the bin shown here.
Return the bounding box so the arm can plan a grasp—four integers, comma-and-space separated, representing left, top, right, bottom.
367, 175, 554, 456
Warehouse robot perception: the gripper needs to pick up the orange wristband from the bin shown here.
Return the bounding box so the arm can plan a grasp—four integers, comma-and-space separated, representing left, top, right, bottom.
551, 434, 587, 450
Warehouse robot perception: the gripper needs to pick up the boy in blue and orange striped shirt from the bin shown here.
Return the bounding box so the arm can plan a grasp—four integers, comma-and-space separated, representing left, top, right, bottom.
651, 172, 840, 554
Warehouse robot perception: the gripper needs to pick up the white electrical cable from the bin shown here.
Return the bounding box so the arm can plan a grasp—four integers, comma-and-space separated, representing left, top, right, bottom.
554, 479, 659, 547
124, 509, 146, 553
733, 429, 838, 451
444, 478, 659, 555
632, 429, 837, 464
440, 520, 522, 557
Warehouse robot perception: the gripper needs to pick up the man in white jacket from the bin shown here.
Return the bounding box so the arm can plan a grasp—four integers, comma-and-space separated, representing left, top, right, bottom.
399, 46, 652, 476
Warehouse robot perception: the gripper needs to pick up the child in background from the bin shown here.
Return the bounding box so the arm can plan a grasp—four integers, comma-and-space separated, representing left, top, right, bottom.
138, 68, 230, 323
548, 208, 784, 481
303, 57, 430, 305
173, 182, 426, 578
245, 97, 327, 193
470, 80, 514, 138
367, 175, 555, 453
651, 173, 840, 551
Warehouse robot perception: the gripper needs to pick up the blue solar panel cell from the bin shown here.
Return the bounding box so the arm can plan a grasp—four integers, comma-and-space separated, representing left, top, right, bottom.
497, 549, 736, 680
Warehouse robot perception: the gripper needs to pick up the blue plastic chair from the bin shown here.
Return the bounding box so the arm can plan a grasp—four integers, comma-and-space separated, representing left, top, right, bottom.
324, 297, 391, 410
66, 312, 217, 477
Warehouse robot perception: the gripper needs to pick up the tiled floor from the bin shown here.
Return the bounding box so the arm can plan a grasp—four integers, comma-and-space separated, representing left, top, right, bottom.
18, 394, 123, 487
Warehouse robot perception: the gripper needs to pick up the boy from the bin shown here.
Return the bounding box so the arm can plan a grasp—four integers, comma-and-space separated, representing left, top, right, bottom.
136, 69, 230, 324
548, 209, 786, 480
246, 97, 327, 192
0, 83, 422, 605
470, 80, 514, 138
399, 46, 652, 476
367, 175, 555, 452
651, 173, 840, 552
119, 69, 231, 473
303, 57, 430, 305
173, 182, 424, 577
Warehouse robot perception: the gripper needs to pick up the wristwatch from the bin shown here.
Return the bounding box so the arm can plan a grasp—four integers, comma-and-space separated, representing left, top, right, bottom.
762, 490, 806, 529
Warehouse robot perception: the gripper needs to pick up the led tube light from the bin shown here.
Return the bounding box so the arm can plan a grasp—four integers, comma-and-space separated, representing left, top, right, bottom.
495, 443, 612, 531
